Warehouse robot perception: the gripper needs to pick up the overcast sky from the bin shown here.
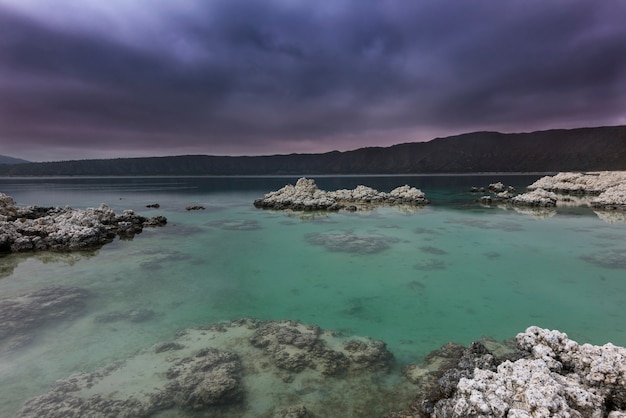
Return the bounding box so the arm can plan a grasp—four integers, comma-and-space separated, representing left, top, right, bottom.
1, 1, 625, 162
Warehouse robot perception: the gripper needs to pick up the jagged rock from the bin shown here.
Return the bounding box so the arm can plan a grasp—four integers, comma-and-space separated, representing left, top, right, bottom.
591, 184, 626, 210
0, 193, 166, 253
528, 171, 626, 195
254, 177, 428, 211
402, 327, 626, 418
489, 182, 505, 192
511, 188, 558, 207
185, 205, 205, 211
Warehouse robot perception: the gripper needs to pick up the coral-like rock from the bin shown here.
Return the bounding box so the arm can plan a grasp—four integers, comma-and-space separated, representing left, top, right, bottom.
0, 193, 167, 253
511, 188, 558, 207
254, 178, 428, 211
403, 327, 626, 417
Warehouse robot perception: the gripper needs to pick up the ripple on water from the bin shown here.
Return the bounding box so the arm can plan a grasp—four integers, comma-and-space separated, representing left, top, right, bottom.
205, 219, 262, 231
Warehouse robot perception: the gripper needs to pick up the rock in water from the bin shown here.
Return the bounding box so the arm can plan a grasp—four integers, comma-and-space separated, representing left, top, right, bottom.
0, 193, 167, 253
254, 177, 428, 211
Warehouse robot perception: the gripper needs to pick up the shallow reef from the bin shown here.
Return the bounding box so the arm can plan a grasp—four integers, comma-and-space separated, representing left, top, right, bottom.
305, 230, 401, 254
14, 319, 626, 417
0, 286, 89, 351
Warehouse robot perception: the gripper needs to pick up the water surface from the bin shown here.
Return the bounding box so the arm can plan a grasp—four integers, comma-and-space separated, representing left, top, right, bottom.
1, 175, 625, 416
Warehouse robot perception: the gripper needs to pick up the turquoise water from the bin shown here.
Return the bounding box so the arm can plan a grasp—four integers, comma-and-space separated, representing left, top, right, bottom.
1, 175, 625, 416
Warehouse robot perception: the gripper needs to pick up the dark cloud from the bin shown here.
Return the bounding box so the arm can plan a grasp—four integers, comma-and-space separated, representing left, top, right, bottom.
1, 0, 625, 161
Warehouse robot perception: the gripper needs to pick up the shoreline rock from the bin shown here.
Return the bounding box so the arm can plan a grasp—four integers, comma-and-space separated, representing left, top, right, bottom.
394, 326, 626, 417
0, 193, 167, 253
254, 177, 429, 211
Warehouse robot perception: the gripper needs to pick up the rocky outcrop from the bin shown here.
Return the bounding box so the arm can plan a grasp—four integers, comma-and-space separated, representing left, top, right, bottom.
511, 188, 558, 207
528, 172, 626, 195
0, 193, 167, 253
396, 326, 626, 418
253, 177, 428, 211
590, 184, 626, 210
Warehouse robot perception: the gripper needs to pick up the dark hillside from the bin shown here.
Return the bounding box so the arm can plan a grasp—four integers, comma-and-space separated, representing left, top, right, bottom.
1, 126, 624, 176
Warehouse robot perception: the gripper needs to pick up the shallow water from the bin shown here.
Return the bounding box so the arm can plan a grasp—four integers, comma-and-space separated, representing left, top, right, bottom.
1, 175, 626, 416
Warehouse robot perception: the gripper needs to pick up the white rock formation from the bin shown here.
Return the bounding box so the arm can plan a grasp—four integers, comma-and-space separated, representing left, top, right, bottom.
511, 188, 558, 207
0, 193, 166, 252
528, 172, 626, 195
438, 326, 626, 417
253, 178, 428, 211
591, 184, 626, 208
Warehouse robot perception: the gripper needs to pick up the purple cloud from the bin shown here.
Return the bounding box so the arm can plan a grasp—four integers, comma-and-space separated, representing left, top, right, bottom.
1, 0, 625, 161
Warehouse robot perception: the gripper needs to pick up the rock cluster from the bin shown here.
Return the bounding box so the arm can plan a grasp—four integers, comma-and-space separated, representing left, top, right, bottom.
17, 318, 403, 418
0, 193, 167, 253
17, 346, 243, 418
527, 171, 626, 210
249, 320, 393, 375
397, 326, 626, 418
254, 177, 428, 211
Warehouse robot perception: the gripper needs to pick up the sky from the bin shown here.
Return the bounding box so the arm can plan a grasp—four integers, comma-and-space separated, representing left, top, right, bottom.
1, 1, 626, 162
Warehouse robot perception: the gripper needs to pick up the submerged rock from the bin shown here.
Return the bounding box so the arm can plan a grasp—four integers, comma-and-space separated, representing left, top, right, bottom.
305, 230, 401, 254
0, 193, 166, 253
254, 177, 428, 211
0, 286, 88, 349
17, 318, 408, 418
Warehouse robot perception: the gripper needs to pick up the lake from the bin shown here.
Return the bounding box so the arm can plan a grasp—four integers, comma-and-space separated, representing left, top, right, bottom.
1, 175, 625, 416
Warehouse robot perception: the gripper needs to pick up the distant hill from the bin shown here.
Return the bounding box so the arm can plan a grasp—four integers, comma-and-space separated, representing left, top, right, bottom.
0, 126, 625, 176
0, 155, 29, 165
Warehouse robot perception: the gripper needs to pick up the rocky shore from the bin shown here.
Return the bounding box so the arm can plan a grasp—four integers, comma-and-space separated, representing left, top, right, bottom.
14, 319, 626, 418
253, 177, 429, 211
395, 326, 626, 417
0, 193, 166, 253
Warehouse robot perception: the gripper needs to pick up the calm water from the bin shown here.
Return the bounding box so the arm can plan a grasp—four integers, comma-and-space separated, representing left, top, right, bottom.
1, 175, 625, 416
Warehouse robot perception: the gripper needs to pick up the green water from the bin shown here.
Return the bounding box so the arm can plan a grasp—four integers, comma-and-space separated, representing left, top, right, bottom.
1, 175, 625, 416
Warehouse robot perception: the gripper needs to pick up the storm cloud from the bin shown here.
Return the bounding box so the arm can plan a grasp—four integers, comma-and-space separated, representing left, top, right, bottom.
1, 0, 625, 161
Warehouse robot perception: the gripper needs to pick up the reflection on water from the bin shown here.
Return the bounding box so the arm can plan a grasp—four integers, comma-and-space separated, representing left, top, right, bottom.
1, 175, 626, 416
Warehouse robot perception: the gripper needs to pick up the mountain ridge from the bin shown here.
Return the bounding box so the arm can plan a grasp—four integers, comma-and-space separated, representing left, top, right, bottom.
0, 155, 30, 165
1, 125, 625, 176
